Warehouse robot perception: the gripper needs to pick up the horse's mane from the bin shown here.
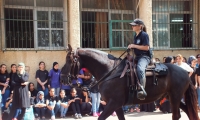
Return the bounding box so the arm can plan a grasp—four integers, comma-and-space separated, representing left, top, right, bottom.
61, 51, 72, 74
77, 48, 118, 61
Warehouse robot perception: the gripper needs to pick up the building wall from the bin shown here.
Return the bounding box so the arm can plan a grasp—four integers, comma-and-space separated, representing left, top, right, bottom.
0, 51, 67, 85
0, 0, 78, 86
1, 48, 199, 86
0, 0, 200, 86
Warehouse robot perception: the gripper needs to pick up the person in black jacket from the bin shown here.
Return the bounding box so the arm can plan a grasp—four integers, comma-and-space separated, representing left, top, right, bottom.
9, 64, 17, 94
0, 64, 10, 111
8, 62, 30, 120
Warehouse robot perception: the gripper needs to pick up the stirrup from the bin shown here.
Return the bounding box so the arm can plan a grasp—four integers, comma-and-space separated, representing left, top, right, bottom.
137, 91, 147, 100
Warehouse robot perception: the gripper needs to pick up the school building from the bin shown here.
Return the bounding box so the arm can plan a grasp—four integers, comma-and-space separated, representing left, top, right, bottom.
0, 0, 199, 82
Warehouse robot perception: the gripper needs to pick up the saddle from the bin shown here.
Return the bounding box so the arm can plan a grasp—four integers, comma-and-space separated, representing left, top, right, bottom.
120, 54, 168, 86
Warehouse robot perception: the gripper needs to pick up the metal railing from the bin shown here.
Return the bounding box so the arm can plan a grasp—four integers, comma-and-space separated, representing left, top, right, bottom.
80, 0, 137, 49
152, 0, 199, 50
0, 0, 68, 51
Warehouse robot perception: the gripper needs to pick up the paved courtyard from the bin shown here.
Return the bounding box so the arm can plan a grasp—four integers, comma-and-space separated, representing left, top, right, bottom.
55, 111, 195, 120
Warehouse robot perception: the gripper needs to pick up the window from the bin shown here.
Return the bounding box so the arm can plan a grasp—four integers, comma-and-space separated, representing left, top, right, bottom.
3, 0, 66, 50
37, 11, 63, 48
5, 8, 34, 48
152, 0, 195, 49
81, 0, 136, 49
110, 14, 134, 49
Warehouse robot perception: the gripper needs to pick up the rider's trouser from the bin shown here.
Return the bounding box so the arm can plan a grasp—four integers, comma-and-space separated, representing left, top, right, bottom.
136, 56, 150, 88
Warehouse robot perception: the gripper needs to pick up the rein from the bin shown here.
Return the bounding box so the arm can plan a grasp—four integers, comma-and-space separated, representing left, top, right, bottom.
89, 49, 130, 89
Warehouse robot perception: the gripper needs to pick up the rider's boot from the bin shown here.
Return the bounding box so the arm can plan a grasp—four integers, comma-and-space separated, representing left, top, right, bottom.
137, 78, 147, 100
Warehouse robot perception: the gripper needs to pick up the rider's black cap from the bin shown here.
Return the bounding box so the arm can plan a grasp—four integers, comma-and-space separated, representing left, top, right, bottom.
129, 19, 144, 26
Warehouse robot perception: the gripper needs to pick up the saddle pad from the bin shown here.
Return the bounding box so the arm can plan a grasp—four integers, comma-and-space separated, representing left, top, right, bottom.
146, 63, 168, 76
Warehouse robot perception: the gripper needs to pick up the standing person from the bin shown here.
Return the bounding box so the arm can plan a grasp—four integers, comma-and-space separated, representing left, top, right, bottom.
163, 57, 166, 63
35, 61, 49, 97
175, 54, 193, 77
8, 62, 30, 120
196, 54, 200, 68
165, 56, 174, 64
128, 19, 150, 100
188, 56, 198, 87
48, 62, 61, 96
9, 64, 17, 94
197, 64, 200, 110
183, 57, 187, 63
0, 64, 10, 110
90, 76, 101, 117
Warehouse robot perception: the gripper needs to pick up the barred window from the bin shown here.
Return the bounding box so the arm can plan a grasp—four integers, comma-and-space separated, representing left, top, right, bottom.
152, 0, 198, 49
81, 0, 136, 50
2, 0, 67, 50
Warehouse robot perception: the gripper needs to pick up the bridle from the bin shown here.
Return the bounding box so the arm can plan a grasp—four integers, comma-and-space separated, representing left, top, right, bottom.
60, 50, 80, 85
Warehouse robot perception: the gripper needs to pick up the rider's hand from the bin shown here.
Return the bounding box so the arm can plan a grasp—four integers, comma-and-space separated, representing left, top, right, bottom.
128, 44, 135, 49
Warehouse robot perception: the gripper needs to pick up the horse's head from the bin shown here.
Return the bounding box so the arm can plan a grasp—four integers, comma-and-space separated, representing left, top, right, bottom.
60, 44, 80, 85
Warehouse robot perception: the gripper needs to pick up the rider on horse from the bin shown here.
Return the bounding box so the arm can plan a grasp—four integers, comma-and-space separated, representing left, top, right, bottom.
128, 19, 150, 100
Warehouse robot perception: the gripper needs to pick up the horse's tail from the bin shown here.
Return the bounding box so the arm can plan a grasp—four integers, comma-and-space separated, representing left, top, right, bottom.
184, 81, 199, 120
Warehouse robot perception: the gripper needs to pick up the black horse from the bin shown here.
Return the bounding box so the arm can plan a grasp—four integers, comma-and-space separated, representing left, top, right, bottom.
60, 45, 199, 120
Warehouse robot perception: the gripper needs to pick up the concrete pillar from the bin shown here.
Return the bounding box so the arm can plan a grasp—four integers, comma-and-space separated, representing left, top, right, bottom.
68, 0, 80, 49
0, 0, 2, 50
138, 0, 152, 47
198, 0, 200, 49
193, 0, 198, 48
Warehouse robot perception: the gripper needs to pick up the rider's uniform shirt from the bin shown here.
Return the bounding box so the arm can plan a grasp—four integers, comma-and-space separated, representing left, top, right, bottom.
133, 31, 149, 57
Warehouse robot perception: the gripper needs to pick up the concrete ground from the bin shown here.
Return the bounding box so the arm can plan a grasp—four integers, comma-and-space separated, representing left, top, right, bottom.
55, 110, 195, 120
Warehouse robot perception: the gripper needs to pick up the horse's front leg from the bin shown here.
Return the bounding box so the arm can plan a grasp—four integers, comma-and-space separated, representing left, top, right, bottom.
98, 100, 124, 120
115, 107, 126, 120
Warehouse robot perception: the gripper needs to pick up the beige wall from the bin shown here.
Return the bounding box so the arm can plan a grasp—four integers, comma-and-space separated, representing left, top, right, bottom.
2, 49, 199, 86
0, 51, 67, 85
103, 49, 200, 64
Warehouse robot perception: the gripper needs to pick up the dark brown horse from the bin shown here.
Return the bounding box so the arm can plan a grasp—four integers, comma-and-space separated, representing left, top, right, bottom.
61, 45, 199, 120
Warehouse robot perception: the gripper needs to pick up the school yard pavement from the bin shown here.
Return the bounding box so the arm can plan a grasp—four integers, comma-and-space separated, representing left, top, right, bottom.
55, 110, 197, 120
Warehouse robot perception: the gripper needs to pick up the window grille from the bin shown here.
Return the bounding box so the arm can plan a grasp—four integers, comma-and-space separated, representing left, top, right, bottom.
152, 0, 199, 50
1, 0, 67, 51
80, 0, 137, 49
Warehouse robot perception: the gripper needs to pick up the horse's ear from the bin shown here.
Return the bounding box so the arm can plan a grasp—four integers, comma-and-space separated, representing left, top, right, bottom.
67, 44, 72, 52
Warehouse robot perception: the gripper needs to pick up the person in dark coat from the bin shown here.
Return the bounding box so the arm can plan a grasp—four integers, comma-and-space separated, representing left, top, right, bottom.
165, 56, 174, 64
7, 62, 30, 120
